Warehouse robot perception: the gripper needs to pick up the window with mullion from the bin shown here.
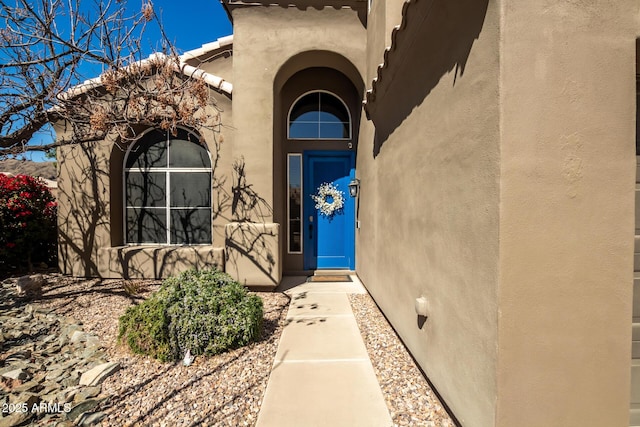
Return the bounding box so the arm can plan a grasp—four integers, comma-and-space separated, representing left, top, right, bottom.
125, 129, 212, 245
168, 170, 212, 244
288, 91, 351, 140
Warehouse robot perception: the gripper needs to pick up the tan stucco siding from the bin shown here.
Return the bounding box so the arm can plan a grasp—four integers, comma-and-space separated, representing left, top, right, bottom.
97, 246, 225, 279
496, 2, 636, 426
358, 1, 500, 426
56, 134, 113, 277
206, 95, 235, 243
198, 54, 233, 86
55, 80, 234, 279
360, 0, 638, 425
366, 0, 385, 83
231, 6, 366, 224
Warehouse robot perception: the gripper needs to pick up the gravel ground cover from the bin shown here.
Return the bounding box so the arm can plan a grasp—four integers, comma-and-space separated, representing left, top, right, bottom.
3, 273, 458, 426
349, 293, 456, 427
31, 274, 290, 427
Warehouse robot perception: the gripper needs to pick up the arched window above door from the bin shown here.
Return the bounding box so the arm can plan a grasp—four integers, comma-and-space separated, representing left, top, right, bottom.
288, 91, 351, 139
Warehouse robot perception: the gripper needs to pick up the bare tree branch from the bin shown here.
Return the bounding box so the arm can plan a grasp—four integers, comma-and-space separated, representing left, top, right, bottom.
0, 0, 220, 157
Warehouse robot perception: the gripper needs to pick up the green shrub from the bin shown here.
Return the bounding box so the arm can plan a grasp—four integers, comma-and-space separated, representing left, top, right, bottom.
118, 268, 263, 362
118, 294, 173, 361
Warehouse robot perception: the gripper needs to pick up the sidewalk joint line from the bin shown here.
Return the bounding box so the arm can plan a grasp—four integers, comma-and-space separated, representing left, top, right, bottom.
274, 358, 370, 364
285, 291, 366, 295
285, 314, 353, 319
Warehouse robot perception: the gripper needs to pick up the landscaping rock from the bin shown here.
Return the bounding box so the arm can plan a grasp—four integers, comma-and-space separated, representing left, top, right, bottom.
56, 386, 81, 404
73, 385, 101, 402
0, 410, 32, 427
16, 274, 45, 295
76, 411, 106, 426
14, 391, 39, 408
65, 398, 102, 422
60, 377, 78, 388
79, 362, 120, 386
12, 379, 43, 393
85, 335, 100, 350
4, 349, 31, 362
0, 279, 117, 426
1, 369, 29, 381
70, 330, 90, 344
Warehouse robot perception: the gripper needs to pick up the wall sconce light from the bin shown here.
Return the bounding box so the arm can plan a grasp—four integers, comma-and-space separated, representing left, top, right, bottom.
415, 296, 428, 329
415, 296, 429, 317
348, 178, 360, 198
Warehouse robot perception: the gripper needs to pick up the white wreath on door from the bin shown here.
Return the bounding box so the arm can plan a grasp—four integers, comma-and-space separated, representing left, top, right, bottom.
311, 182, 345, 217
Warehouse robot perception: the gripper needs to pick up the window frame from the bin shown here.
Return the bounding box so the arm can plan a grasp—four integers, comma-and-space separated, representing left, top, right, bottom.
287, 90, 352, 140
287, 153, 303, 254
122, 128, 213, 246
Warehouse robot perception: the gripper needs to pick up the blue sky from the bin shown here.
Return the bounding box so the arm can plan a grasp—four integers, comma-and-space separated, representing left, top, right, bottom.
138, 1, 232, 53
27, 0, 232, 162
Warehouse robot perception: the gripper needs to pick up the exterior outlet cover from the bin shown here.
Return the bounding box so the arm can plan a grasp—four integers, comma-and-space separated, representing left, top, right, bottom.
415, 296, 428, 317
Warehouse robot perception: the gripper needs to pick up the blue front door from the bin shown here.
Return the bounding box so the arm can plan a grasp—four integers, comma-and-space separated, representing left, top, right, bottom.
303, 151, 355, 270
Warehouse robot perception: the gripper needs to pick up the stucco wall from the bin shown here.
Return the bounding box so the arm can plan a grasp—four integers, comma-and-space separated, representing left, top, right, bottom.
55, 81, 234, 279
496, 2, 636, 426
358, 1, 499, 425
230, 5, 366, 226
365, 0, 385, 81
195, 49, 233, 83
359, 0, 637, 426
56, 133, 113, 277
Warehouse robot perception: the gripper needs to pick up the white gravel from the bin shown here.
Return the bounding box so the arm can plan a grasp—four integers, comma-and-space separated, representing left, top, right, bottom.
26, 274, 456, 426
349, 293, 456, 427
34, 275, 289, 426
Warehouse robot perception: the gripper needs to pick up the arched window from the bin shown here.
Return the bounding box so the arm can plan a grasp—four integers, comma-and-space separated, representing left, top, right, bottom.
288, 91, 351, 139
124, 129, 212, 245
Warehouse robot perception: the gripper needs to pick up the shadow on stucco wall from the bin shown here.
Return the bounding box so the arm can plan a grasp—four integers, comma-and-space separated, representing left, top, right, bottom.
57, 141, 109, 277
101, 131, 232, 279
57, 119, 278, 283
230, 157, 272, 223
105, 246, 225, 280
225, 158, 279, 286
59, 129, 233, 279
371, 0, 489, 157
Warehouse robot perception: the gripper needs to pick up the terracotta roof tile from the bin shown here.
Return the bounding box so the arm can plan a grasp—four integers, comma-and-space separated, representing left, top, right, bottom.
181, 35, 234, 61
59, 35, 234, 102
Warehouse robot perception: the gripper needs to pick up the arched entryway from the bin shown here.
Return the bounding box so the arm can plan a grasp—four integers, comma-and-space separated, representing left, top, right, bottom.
273, 56, 364, 274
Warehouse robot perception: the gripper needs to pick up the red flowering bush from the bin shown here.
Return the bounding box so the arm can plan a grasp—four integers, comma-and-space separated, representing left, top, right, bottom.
0, 173, 57, 276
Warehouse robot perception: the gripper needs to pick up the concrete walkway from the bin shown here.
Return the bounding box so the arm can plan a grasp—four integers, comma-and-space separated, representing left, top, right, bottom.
255, 275, 393, 427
